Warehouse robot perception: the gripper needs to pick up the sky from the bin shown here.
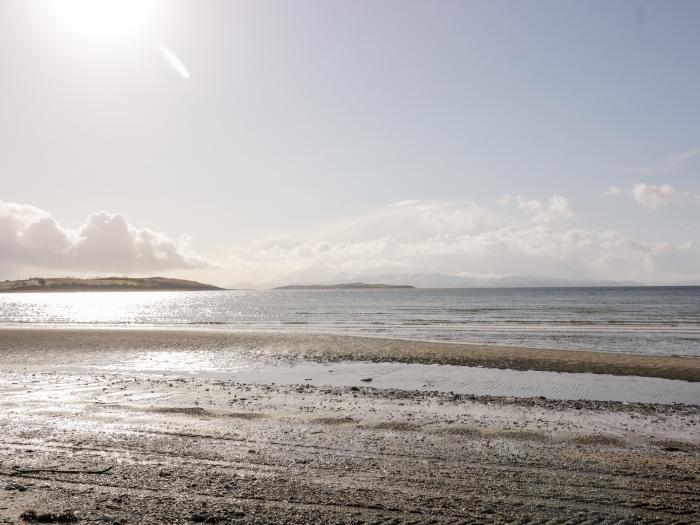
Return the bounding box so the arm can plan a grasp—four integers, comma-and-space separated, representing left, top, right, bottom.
1, 0, 700, 286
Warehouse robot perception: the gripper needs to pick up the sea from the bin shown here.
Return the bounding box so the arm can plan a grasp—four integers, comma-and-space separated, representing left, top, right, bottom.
1, 286, 699, 356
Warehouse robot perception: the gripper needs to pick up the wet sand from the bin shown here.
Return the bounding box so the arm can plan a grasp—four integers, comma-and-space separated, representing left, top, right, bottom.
0, 371, 698, 524
1, 328, 698, 523
1, 327, 698, 381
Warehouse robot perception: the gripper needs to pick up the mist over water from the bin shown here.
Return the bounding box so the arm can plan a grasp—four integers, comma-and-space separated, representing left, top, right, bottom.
1, 287, 699, 356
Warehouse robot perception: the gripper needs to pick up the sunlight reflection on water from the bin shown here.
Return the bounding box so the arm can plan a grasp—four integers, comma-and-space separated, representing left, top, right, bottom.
112, 350, 255, 374
1, 288, 699, 355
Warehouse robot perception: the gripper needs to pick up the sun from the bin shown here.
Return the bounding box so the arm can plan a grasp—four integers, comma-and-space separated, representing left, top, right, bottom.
49, 0, 156, 42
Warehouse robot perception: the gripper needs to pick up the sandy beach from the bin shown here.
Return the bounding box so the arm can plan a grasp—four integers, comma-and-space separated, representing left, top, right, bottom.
0, 328, 698, 523
0, 370, 698, 523
1, 328, 698, 381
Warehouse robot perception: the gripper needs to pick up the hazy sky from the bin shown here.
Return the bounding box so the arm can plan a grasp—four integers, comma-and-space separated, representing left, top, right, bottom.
2, 0, 700, 285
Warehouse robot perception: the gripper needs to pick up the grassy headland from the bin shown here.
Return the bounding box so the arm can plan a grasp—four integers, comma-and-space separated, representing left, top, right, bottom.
0, 277, 222, 293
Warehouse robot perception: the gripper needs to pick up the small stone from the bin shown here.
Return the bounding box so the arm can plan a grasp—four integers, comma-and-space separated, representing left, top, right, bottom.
5, 482, 27, 492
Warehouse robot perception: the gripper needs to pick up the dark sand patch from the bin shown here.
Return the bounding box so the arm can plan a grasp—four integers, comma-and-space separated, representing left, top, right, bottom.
312, 416, 356, 425
372, 421, 422, 432
149, 406, 208, 416
434, 426, 548, 441
222, 412, 265, 420
491, 429, 549, 441
653, 439, 700, 453
141, 407, 265, 420
571, 434, 626, 447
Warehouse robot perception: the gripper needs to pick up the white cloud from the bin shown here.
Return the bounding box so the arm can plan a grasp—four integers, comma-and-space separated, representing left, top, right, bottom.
224, 199, 700, 285
0, 201, 214, 274
498, 194, 574, 222
603, 186, 624, 196
631, 183, 689, 209
604, 182, 693, 209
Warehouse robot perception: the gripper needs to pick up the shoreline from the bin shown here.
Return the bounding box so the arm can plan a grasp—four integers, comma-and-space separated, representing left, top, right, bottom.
1, 326, 698, 382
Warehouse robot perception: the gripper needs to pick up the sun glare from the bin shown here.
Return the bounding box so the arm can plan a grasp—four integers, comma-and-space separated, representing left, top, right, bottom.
49, 0, 156, 42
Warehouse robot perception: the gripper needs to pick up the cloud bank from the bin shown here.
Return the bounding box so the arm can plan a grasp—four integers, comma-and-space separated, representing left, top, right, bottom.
225, 198, 700, 285
0, 201, 213, 275
4, 196, 699, 286
605, 183, 694, 209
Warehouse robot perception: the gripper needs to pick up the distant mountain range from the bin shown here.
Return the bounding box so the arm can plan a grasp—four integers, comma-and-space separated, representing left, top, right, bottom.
229, 272, 644, 290
358, 273, 644, 288
274, 282, 415, 290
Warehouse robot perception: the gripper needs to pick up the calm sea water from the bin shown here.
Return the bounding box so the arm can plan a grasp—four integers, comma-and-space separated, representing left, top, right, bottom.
1, 287, 699, 356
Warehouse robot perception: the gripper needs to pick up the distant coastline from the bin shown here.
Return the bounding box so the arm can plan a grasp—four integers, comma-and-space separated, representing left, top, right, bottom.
274, 282, 415, 290
0, 277, 222, 293
228, 273, 651, 290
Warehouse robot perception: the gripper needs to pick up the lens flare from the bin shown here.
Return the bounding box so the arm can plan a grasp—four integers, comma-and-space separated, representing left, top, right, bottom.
159, 44, 190, 79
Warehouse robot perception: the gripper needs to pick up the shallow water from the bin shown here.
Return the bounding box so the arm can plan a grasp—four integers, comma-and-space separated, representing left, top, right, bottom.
46, 345, 692, 405
1, 287, 699, 355
103, 355, 699, 405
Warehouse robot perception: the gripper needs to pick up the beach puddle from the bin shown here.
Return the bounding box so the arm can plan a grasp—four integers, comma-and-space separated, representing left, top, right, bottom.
108, 357, 699, 405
